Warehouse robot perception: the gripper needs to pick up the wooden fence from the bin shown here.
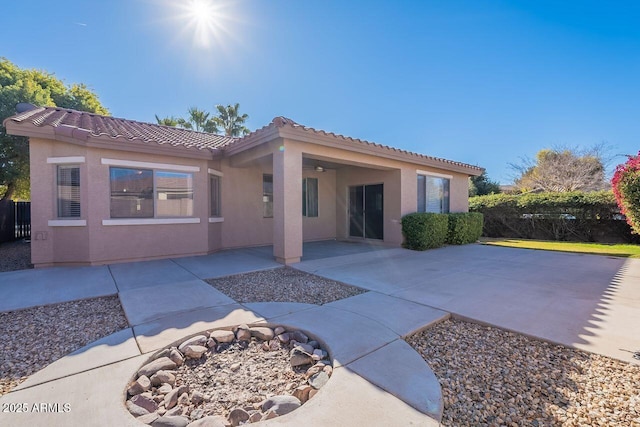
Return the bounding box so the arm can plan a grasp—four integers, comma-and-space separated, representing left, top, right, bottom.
0, 200, 31, 243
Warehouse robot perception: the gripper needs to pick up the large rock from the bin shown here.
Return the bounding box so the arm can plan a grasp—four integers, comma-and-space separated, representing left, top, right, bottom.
151, 370, 176, 387
250, 327, 274, 341
129, 393, 158, 414
289, 330, 309, 344
292, 385, 313, 403
178, 335, 208, 352
209, 330, 235, 343
183, 345, 208, 359
186, 416, 227, 427
151, 415, 190, 427
228, 407, 250, 426
290, 348, 313, 367
169, 349, 185, 367
274, 326, 286, 335
261, 395, 301, 416
165, 385, 189, 410
138, 412, 160, 424
308, 371, 329, 389
157, 384, 173, 395
138, 357, 177, 377
277, 332, 290, 344
293, 343, 315, 354
126, 400, 150, 417
235, 325, 251, 341
128, 375, 151, 395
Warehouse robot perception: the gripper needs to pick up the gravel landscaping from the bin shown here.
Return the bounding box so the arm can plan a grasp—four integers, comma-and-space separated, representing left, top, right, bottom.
0, 239, 32, 272
0, 296, 129, 396
205, 267, 367, 305
406, 318, 640, 427
126, 325, 332, 425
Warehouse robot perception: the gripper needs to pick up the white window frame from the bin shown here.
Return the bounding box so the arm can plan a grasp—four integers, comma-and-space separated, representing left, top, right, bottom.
48, 157, 86, 226
106, 163, 195, 222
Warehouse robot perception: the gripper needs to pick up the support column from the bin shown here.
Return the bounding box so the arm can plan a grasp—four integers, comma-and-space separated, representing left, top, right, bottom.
273, 143, 303, 264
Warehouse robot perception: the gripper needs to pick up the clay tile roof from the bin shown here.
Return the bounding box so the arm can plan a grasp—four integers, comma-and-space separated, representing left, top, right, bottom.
266, 116, 483, 172
6, 106, 236, 151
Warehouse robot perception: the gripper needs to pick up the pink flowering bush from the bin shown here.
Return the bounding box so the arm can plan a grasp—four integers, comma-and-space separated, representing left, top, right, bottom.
612, 151, 640, 234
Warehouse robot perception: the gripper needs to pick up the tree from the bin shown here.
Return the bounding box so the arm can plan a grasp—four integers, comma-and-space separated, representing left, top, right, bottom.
155, 115, 180, 127
0, 58, 109, 201
155, 103, 250, 137
469, 171, 501, 197
612, 152, 640, 234
212, 103, 250, 137
155, 107, 218, 133
511, 145, 609, 193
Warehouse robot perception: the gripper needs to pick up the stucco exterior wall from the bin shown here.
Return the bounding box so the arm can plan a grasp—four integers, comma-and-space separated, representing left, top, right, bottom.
26, 131, 476, 267
302, 168, 337, 242
218, 157, 274, 249
29, 138, 213, 266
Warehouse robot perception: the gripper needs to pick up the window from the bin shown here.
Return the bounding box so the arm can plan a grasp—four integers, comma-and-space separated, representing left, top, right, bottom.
417, 175, 450, 213
210, 174, 221, 217
110, 167, 193, 218
263, 174, 273, 218
302, 177, 318, 217
57, 165, 81, 218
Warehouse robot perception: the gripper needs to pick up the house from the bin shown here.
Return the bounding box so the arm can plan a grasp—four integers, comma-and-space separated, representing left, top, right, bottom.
4, 107, 483, 267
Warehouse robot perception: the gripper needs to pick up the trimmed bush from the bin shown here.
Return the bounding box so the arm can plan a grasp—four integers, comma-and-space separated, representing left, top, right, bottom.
401, 213, 449, 250
469, 191, 639, 243
447, 212, 484, 245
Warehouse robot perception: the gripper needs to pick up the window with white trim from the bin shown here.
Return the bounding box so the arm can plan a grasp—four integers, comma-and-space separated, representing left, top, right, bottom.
57, 165, 81, 218
109, 167, 193, 218
210, 174, 221, 217
302, 177, 318, 217
417, 175, 450, 213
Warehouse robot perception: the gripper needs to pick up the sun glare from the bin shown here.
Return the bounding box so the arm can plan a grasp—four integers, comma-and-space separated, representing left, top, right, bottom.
172, 0, 232, 49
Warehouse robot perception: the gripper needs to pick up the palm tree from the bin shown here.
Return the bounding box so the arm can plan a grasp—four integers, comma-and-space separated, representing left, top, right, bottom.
212, 103, 250, 137
186, 107, 219, 133
154, 115, 180, 127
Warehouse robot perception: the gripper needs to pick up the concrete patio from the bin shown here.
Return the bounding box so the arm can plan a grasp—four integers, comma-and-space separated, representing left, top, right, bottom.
1, 240, 638, 426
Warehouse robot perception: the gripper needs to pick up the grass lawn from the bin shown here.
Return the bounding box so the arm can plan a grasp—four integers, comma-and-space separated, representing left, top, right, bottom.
480, 237, 640, 258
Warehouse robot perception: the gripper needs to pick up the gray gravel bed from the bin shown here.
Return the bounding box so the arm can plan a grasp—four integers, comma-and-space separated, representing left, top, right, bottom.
406, 319, 640, 426
205, 267, 367, 305
0, 296, 129, 396
0, 239, 32, 272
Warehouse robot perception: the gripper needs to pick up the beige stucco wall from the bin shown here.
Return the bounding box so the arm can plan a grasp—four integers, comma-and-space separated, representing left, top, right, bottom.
29, 138, 213, 266
302, 168, 337, 242
27, 133, 474, 267
218, 157, 274, 249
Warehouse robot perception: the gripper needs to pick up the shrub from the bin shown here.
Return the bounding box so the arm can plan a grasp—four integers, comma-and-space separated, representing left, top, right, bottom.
612, 152, 640, 234
401, 213, 449, 250
447, 212, 484, 244
469, 191, 638, 242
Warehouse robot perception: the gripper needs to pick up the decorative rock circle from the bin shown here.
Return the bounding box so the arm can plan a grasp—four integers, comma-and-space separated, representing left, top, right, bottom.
125, 325, 332, 426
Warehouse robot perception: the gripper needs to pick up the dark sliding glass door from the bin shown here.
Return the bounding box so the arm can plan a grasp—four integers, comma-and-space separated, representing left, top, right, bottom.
349, 184, 383, 240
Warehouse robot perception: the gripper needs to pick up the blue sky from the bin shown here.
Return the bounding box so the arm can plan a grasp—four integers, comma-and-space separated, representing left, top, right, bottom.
2, 0, 639, 183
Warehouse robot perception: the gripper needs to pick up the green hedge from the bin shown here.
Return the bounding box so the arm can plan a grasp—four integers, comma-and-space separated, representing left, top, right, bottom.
469, 191, 639, 243
447, 212, 484, 244
401, 213, 449, 250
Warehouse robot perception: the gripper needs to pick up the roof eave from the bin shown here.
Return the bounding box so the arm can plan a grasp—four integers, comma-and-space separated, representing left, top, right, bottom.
277, 125, 484, 176
5, 121, 217, 160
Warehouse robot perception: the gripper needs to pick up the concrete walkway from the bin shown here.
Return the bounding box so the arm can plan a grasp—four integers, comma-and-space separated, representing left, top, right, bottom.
1, 241, 639, 426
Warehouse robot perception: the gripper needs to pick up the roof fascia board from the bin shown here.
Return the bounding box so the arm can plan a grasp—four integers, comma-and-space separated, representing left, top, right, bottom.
277, 126, 483, 176
223, 126, 280, 157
